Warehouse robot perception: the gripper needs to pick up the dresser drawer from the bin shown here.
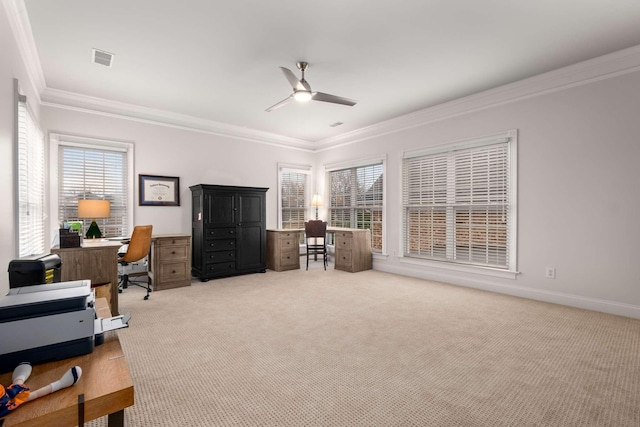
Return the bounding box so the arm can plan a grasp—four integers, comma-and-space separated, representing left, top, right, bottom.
155, 237, 190, 247
280, 249, 300, 268
335, 249, 352, 268
279, 236, 298, 250
204, 238, 236, 251
275, 231, 299, 240
335, 234, 353, 250
158, 245, 188, 261
205, 227, 236, 239
158, 261, 189, 283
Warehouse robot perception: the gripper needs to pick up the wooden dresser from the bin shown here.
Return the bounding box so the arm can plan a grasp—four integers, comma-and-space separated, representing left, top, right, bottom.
267, 229, 300, 271
332, 228, 372, 273
149, 234, 191, 291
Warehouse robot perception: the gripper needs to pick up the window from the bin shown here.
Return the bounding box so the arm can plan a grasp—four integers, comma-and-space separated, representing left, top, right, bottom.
278, 164, 311, 230
327, 159, 384, 252
15, 83, 45, 257
402, 131, 517, 271
53, 135, 134, 238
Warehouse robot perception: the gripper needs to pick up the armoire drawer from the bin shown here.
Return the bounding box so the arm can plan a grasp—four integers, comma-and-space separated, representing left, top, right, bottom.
204, 238, 236, 251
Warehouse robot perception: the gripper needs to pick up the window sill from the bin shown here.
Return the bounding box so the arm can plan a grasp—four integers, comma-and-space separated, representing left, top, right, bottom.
397, 256, 519, 280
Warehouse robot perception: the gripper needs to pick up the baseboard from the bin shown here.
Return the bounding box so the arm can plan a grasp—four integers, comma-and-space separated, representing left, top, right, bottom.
374, 262, 640, 319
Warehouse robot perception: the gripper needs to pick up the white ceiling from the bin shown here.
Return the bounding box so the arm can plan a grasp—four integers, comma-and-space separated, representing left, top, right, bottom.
21, 0, 640, 146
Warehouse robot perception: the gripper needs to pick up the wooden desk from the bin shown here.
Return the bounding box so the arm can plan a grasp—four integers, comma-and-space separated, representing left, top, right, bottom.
266, 227, 372, 273
51, 241, 122, 315
0, 298, 134, 427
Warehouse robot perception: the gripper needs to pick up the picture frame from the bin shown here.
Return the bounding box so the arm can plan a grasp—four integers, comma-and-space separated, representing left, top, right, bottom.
139, 174, 180, 206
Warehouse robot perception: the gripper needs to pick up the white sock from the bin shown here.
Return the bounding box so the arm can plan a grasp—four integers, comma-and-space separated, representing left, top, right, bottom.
51, 366, 82, 393
12, 362, 32, 385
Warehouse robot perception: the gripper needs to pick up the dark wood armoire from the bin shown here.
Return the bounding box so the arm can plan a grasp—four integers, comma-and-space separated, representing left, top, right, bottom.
190, 184, 268, 281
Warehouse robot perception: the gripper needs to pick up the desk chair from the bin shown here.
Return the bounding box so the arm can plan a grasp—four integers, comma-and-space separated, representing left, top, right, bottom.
305, 220, 328, 270
117, 225, 153, 300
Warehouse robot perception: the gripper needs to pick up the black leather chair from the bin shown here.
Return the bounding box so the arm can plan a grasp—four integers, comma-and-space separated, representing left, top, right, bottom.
304, 220, 328, 270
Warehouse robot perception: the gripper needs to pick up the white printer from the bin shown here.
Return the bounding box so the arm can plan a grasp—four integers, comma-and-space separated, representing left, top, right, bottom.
0, 280, 129, 373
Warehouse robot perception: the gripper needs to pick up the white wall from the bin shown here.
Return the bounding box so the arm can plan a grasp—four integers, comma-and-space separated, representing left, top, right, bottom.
40, 106, 314, 241
315, 70, 640, 317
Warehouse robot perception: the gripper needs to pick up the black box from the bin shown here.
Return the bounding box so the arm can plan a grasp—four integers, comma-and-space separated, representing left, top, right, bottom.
8, 254, 62, 288
59, 228, 81, 248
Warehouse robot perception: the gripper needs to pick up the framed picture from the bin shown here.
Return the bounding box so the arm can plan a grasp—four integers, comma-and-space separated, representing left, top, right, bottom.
139, 174, 180, 206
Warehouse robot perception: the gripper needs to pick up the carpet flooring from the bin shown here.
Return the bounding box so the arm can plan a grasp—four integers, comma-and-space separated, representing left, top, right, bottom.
87, 266, 640, 426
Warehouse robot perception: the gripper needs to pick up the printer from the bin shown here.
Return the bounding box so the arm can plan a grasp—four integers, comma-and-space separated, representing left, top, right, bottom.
0, 280, 129, 374
8, 253, 62, 288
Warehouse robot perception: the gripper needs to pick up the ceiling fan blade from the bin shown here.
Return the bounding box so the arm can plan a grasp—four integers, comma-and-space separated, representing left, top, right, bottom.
312, 92, 357, 107
265, 95, 294, 112
280, 67, 306, 91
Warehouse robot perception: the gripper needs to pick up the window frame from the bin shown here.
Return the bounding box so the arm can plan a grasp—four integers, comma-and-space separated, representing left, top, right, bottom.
401, 130, 518, 275
50, 134, 135, 242
325, 156, 386, 254
277, 163, 312, 230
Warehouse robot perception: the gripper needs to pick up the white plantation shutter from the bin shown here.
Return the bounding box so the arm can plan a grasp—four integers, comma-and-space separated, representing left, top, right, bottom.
280, 169, 308, 229
17, 95, 45, 256
58, 143, 129, 238
327, 161, 384, 252
403, 132, 516, 270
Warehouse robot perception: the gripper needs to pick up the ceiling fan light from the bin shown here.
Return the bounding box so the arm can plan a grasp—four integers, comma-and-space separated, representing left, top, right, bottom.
294, 90, 312, 102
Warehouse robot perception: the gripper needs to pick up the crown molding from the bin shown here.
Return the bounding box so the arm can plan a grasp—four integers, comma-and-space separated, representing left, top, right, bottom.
3, 0, 45, 102
41, 88, 316, 152
44, 42, 640, 153
315, 44, 640, 151
7, 0, 640, 152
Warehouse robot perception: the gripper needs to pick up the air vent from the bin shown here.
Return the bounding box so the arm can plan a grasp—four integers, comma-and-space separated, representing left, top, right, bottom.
92, 48, 114, 67
329, 122, 344, 128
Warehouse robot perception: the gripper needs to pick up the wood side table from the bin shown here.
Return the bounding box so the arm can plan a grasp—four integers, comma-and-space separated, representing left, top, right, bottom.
0, 298, 134, 427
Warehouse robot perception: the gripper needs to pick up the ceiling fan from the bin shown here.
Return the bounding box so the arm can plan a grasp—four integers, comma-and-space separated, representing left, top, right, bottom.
266, 62, 357, 112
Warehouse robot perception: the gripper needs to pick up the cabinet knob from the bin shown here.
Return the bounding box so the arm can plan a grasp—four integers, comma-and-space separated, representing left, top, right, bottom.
172, 270, 176, 274
172, 251, 176, 254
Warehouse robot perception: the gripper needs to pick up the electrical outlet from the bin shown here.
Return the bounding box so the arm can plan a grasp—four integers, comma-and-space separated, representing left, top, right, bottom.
545, 267, 556, 279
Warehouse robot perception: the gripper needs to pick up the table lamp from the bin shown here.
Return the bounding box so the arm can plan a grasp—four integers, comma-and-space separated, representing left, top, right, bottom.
78, 199, 110, 238
311, 194, 322, 220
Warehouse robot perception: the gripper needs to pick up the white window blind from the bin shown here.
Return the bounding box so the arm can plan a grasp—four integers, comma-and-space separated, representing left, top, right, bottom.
17, 95, 45, 257
280, 169, 308, 229
58, 144, 129, 238
328, 162, 383, 252
402, 133, 515, 270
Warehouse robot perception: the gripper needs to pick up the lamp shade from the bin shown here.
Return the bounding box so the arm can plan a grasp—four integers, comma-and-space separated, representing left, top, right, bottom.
77, 199, 111, 219
311, 194, 322, 207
